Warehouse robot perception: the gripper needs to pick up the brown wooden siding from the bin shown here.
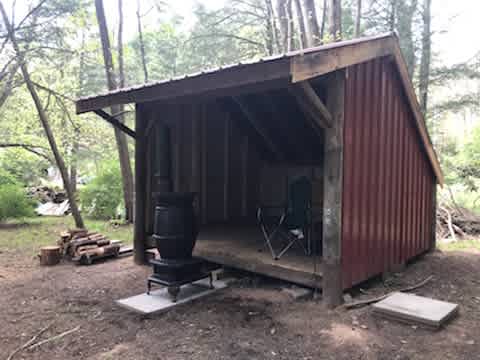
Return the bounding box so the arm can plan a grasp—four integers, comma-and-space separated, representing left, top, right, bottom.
342, 58, 435, 288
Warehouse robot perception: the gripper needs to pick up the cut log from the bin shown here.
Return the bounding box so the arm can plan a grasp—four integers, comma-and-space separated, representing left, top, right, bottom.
39, 246, 61, 266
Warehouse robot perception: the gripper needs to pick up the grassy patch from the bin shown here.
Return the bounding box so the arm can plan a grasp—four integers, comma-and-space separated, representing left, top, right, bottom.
438, 238, 480, 252
0, 216, 133, 255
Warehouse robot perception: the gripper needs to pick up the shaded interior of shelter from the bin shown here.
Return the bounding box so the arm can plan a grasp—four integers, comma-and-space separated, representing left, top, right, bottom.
144, 78, 327, 288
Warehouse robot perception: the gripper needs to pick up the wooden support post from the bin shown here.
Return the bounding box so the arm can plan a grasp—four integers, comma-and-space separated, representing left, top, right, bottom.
430, 183, 437, 251
134, 104, 148, 265
322, 70, 345, 308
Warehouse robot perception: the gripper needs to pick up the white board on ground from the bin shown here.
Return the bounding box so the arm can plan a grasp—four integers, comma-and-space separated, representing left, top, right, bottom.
116, 278, 228, 315
372, 292, 459, 328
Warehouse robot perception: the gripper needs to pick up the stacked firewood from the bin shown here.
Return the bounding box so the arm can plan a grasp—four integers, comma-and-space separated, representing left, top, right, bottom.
437, 203, 480, 242
58, 229, 122, 265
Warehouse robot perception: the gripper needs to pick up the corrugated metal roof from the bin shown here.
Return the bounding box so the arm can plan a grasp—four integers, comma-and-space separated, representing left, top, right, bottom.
77, 33, 393, 103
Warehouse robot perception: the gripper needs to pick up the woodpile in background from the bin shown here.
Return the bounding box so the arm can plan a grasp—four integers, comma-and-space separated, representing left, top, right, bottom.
57, 229, 123, 265
437, 204, 480, 242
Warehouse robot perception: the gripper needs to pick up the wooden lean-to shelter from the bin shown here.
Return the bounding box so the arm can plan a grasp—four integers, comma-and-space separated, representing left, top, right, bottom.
76, 33, 443, 306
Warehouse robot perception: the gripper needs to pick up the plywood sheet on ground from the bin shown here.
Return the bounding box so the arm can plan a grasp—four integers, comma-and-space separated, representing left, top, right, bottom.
372, 292, 459, 328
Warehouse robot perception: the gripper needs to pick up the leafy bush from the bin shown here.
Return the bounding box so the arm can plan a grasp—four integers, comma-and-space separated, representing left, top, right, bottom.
80, 161, 124, 220
0, 167, 19, 186
0, 184, 35, 222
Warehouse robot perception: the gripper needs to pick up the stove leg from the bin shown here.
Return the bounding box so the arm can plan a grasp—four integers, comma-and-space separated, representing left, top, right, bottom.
168, 286, 180, 302
209, 273, 214, 289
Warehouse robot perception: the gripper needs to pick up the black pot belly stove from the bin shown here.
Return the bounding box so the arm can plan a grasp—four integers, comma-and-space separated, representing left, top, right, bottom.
147, 192, 218, 302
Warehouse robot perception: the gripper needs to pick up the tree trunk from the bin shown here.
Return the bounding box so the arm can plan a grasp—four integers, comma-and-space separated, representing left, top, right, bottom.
293, 0, 307, 49
419, 0, 431, 114
136, 0, 149, 83
285, 0, 294, 51
320, 0, 327, 41
95, 0, 134, 222
264, 0, 275, 54
328, 0, 342, 41
274, 0, 289, 52
303, 0, 321, 46
355, 0, 362, 37
266, 0, 281, 53
0, 1, 85, 229
396, 0, 418, 78
389, 0, 396, 32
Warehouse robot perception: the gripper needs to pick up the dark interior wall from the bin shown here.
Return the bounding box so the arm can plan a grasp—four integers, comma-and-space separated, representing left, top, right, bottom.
143, 100, 263, 235
341, 57, 435, 288
142, 92, 326, 239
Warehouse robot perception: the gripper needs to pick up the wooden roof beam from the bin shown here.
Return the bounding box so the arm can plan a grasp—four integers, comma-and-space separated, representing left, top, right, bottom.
94, 109, 136, 139
288, 81, 333, 129
232, 96, 284, 161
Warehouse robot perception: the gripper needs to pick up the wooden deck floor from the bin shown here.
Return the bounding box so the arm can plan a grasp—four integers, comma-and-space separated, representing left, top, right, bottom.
194, 225, 322, 288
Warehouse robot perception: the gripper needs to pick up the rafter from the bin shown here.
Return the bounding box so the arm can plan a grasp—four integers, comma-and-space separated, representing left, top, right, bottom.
94, 109, 136, 139
288, 81, 333, 129
232, 96, 283, 161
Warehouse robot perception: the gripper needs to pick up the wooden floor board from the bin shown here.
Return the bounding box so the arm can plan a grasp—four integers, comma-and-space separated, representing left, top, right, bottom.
194, 224, 323, 288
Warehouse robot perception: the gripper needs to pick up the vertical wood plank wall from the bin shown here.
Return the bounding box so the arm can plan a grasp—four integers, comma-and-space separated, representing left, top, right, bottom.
341, 58, 436, 289
144, 101, 262, 234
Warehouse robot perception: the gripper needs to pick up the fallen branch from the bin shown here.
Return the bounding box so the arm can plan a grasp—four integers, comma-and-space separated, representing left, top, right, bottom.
27, 325, 80, 351
7, 321, 54, 360
344, 275, 434, 309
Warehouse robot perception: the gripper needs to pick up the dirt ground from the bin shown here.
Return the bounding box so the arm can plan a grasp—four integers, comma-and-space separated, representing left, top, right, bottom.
1, 248, 479, 360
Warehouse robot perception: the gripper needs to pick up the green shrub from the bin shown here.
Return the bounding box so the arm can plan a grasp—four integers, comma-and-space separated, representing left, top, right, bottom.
80, 161, 124, 220
0, 184, 35, 221
0, 167, 19, 186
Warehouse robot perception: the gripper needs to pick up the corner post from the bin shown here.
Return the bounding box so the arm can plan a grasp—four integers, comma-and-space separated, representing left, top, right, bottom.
134, 103, 148, 264
430, 183, 437, 251
322, 70, 345, 307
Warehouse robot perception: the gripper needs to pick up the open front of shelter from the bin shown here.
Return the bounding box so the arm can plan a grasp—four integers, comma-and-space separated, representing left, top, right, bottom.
76, 33, 443, 306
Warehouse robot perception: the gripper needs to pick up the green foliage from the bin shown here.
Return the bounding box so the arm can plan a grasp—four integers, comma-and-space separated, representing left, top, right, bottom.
80, 160, 123, 220
0, 167, 19, 186
0, 184, 35, 222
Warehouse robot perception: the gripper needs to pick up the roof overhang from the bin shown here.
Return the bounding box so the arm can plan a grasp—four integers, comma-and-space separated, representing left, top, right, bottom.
75, 33, 444, 185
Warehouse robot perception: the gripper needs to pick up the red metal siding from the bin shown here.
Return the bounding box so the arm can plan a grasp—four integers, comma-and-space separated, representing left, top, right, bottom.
342, 58, 436, 288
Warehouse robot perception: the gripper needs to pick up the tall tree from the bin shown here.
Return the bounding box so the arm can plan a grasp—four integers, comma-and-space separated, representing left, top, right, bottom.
136, 0, 149, 83
285, 0, 294, 51
303, 0, 321, 46
274, 0, 289, 51
396, 0, 418, 78
355, 0, 362, 37
95, 0, 134, 222
293, 0, 307, 48
328, 0, 342, 40
0, 1, 84, 229
419, 0, 432, 114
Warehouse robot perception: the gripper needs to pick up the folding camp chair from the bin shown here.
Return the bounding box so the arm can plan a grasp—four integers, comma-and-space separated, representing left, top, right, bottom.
257, 176, 312, 260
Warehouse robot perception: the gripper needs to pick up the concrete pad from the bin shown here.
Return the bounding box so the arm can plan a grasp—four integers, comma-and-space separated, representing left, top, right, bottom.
372, 292, 459, 328
116, 278, 228, 315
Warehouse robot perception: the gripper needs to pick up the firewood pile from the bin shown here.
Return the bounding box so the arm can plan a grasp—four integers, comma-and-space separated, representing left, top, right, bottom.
27, 186, 67, 204
58, 229, 123, 265
437, 204, 480, 241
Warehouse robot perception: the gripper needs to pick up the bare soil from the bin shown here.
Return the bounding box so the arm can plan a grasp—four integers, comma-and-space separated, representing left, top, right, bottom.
1, 249, 479, 360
